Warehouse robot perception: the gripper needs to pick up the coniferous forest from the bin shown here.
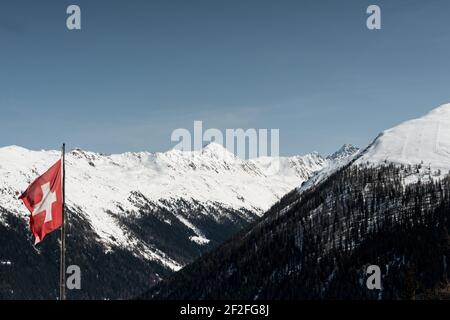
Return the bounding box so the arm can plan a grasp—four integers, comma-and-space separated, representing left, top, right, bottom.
145, 164, 450, 300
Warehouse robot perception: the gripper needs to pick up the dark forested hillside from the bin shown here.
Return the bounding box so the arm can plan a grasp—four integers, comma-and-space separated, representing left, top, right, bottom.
0, 207, 167, 300
145, 164, 450, 300
0, 200, 255, 300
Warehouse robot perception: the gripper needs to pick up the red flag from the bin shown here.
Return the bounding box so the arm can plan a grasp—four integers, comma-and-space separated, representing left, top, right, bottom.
19, 159, 63, 244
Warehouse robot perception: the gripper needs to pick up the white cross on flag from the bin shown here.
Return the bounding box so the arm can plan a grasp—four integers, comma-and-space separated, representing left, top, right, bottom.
19, 159, 63, 244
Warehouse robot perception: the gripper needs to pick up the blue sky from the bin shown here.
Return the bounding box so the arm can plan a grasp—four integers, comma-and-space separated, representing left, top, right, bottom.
1, 0, 450, 156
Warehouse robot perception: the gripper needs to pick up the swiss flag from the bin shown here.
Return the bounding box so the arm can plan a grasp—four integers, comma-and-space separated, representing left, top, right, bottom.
19, 160, 63, 244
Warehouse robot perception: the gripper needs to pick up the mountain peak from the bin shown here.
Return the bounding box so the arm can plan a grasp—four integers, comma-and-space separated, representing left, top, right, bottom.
202, 142, 230, 152
200, 142, 236, 159
327, 144, 359, 160
426, 102, 450, 116
0, 145, 30, 153
356, 103, 450, 170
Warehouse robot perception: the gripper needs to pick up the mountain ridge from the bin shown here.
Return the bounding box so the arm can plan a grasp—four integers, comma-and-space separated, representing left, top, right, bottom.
143, 103, 450, 300
356, 103, 450, 170
0, 142, 358, 299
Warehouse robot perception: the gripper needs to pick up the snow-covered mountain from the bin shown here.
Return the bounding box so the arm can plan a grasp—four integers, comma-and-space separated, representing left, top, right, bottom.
327, 144, 359, 161
299, 103, 450, 194
355, 103, 450, 172
299, 147, 361, 193
0, 143, 328, 219
0, 142, 337, 287
146, 103, 450, 300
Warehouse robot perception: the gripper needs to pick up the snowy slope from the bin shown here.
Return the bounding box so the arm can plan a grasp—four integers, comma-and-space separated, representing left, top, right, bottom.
327, 144, 360, 161
300, 103, 450, 195
250, 152, 326, 179
0, 143, 328, 270
298, 148, 360, 193
291, 143, 360, 196
355, 103, 450, 179
144, 103, 450, 300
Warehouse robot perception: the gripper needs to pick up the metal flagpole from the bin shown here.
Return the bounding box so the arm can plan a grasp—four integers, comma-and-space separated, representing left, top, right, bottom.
59, 143, 66, 300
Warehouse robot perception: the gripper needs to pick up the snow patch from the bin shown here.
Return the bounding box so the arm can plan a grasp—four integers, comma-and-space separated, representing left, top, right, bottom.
189, 236, 210, 245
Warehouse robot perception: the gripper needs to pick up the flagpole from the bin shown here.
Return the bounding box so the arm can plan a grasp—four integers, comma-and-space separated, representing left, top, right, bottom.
59, 143, 66, 300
